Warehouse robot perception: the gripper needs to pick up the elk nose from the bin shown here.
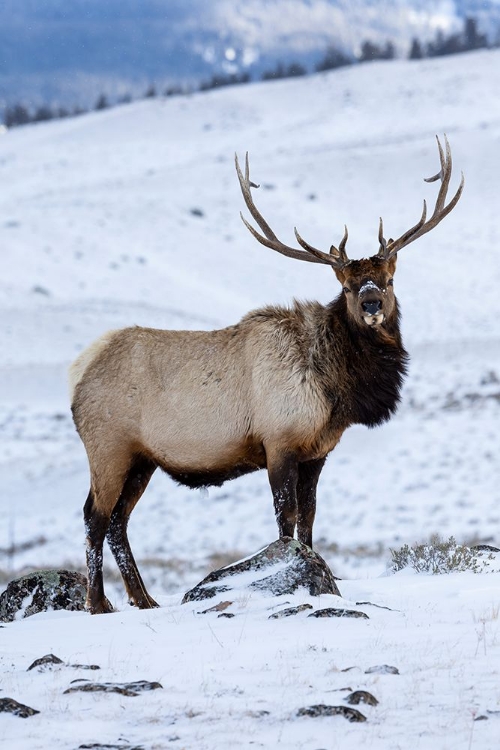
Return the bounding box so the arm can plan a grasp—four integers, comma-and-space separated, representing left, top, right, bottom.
361, 300, 382, 315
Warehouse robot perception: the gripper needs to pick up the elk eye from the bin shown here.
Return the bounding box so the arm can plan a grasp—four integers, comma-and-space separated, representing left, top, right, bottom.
387, 278, 394, 286
343, 286, 351, 294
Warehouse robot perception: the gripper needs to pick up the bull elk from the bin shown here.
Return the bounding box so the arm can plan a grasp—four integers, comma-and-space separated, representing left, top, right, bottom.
70, 136, 463, 614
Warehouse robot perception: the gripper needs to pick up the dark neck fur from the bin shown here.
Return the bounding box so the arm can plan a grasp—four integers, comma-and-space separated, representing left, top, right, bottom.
315, 293, 409, 428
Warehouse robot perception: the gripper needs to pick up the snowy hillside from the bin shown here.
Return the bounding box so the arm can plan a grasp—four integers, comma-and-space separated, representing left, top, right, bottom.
1, 49, 500, 749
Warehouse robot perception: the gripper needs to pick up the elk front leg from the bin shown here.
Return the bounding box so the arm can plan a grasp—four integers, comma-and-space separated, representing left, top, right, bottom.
267, 452, 299, 539
296, 457, 326, 548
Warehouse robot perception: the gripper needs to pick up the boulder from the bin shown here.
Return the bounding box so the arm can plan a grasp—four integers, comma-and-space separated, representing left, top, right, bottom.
64, 680, 162, 697
345, 690, 379, 706
365, 664, 400, 675
0, 697, 40, 718
308, 608, 368, 619
297, 704, 366, 722
182, 537, 340, 603
0, 570, 87, 622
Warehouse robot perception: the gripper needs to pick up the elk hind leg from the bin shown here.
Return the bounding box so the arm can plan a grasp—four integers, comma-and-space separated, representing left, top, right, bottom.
84, 449, 133, 614
106, 456, 158, 609
84, 493, 115, 615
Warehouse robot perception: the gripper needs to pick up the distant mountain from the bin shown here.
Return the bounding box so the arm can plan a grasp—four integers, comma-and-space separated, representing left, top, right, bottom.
0, 0, 499, 109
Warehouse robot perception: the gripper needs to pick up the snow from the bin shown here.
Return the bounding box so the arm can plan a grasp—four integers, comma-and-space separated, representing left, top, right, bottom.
1, 49, 500, 748
359, 280, 382, 293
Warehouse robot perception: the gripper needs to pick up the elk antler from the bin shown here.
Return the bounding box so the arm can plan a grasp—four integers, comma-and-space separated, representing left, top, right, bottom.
235, 153, 351, 268
378, 135, 464, 260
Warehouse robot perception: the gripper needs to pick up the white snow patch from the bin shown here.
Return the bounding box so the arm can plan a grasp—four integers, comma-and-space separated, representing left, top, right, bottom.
359, 279, 381, 295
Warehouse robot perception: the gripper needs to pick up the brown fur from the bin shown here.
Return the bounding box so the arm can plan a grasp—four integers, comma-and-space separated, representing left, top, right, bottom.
71, 255, 408, 614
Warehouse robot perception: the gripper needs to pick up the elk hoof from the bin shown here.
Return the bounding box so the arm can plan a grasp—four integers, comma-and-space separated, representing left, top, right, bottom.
87, 596, 115, 615
129, 594, 159, 609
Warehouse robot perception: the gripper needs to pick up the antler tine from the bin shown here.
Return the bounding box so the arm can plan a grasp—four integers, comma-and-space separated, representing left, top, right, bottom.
235, 153, 279, 246
334, 224, 349, 263
235, 153, 351, 268
379, 135, 464, 259
424, 135, 451, 213
379, 200, 428, 259
294, 225, 351, 268
424, 134, 446, 184
378, 217, 387, 253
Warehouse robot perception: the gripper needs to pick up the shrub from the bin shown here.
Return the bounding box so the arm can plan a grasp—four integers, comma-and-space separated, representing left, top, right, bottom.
390, 535, 491, 574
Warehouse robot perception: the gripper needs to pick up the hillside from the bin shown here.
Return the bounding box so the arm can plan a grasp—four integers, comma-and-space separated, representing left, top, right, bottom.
0, 49, 499, 750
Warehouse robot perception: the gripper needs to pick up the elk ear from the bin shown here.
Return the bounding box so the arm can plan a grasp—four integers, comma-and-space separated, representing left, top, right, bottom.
388, 255, 397, 274
334, 267, 346, 284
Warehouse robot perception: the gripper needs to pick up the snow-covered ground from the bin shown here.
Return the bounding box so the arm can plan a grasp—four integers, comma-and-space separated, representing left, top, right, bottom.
1, 49, 499, 749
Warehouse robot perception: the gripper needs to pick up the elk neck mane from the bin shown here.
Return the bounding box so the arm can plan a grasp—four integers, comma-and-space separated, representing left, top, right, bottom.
247, 293, 408, 430
320, 293, 408, 428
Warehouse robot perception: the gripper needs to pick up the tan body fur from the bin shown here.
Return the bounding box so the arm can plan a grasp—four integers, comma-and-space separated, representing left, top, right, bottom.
72, 303, 342, 495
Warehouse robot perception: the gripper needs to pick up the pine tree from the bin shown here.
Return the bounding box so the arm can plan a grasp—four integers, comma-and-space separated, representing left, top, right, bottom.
408, 38, 423, 60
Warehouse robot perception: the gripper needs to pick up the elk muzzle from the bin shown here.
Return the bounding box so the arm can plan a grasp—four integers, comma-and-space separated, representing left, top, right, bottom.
361, 299, 382, 316
359, 281, 385, 326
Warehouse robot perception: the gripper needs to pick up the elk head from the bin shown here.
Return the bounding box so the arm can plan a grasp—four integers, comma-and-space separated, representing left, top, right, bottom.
236, 136, 464, 329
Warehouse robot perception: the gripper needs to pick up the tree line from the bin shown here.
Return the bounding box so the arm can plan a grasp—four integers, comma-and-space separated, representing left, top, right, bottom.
3, 16, 491, 129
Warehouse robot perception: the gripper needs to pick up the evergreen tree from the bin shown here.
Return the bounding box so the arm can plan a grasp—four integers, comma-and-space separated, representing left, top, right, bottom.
95, 94, 109, 110
286, 62, 307, 77
33, 105, 53, 122
382, 41, 395, 60
315, 45, 352, 72
261, 62, 286, 80
464, 17, 487, 50
164, 85, 184, 97
359, 40, 383, 62
409, 38, 423, 59
4, 104, 31, 127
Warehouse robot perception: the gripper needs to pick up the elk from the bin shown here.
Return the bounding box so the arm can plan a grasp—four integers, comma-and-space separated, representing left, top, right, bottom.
70, 136, 463, 614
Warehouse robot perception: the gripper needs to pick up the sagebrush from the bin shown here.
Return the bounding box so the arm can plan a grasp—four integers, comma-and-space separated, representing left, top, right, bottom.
390, 535, 491, 574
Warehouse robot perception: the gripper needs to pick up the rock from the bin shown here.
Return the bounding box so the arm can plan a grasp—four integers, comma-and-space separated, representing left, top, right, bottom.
199, 600, 233, 614
79, 745, 145, 749
0, 570, 87, 622
471, 544, 500, 552
0, 697, 40, 718
345, 690, 379, 706
355, 600, 398, 611
64, 680, 163, 697
27, 654, 64, 671
27, 653, 100, 672
297, 704, 366, 722
182, 538, 340, 603
246, 710, 271, 718
308, 608, 368, 619
217, 612, 235, 618
365, 664, 399, 675
269, 604, 313, 619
